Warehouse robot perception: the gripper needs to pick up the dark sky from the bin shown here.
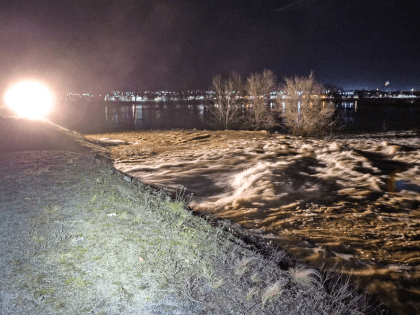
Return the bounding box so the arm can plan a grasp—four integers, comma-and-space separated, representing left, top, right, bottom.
1, 0, 419, 94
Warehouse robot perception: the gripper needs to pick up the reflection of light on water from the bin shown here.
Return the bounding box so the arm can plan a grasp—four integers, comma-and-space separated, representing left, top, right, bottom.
97, 100, 419, 133
342, 102, 354, 108
197, 104, 204, 120
102, 102, 211, 130
136, 105, 143, 119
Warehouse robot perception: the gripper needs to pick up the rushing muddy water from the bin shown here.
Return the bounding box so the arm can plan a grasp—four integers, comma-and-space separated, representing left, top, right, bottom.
85, 129, 420, 315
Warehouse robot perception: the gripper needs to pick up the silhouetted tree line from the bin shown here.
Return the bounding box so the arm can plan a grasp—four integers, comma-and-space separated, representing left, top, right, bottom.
208, 70, 342, 136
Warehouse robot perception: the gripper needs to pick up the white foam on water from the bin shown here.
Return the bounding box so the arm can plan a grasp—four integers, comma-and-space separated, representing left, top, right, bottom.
115, 130, 420, 222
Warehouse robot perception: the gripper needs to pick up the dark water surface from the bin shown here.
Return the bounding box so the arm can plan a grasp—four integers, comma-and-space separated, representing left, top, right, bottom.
49, 100, 420, 134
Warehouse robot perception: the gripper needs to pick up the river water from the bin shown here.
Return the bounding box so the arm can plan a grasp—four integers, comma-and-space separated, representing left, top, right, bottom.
50, 100, 420, 134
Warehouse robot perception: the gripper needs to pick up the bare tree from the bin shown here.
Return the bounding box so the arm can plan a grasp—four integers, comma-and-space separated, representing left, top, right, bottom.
244, 69, 277, 131
276, 72, 338, 136
208, 72, 244, 129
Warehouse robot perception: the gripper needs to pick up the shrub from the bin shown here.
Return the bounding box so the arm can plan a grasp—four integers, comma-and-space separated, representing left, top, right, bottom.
244, 69, 277, 131
208, 72, 244, 129
277, 72, 339, 136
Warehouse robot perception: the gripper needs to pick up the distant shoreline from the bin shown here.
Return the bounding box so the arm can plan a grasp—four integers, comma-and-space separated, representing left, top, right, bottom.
335, 98, 420, 106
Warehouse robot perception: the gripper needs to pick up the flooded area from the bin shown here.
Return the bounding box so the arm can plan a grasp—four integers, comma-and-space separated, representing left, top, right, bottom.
85, 129, 420, 315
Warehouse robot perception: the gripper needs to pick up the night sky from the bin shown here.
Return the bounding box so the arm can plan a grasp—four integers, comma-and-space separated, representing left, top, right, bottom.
1, 0, 419, 95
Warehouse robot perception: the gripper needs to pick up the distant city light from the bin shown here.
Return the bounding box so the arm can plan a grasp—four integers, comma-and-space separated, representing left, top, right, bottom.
64, 88, 419, 103
4, 81, 53, 119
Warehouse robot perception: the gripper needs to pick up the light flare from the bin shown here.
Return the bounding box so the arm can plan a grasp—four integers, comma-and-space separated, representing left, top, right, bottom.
4, 81, 53, 119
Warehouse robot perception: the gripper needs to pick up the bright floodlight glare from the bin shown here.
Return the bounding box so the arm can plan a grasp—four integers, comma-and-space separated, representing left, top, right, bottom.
4, 81, 53, 119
